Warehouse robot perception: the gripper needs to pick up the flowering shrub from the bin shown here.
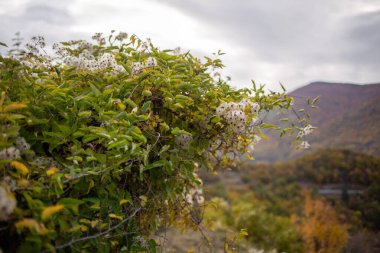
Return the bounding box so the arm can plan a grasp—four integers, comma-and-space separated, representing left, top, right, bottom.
0, 32, 311, 252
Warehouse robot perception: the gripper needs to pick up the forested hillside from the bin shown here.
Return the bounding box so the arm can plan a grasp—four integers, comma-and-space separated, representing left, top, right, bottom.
254, 82, 380, 161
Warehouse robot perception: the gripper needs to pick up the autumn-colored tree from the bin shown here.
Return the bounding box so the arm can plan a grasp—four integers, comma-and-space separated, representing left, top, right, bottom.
298, 192, 348, 253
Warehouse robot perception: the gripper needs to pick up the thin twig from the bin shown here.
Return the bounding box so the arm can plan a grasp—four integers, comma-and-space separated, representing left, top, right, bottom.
40, 207, 141, 253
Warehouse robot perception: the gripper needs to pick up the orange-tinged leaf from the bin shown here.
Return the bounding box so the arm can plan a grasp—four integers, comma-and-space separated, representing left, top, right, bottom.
15, 218, 39, 230
17, 179, 30, 188
10, 161, 29, 175
15, 218, 48, 235
46, 167, 59, 176
41, 205, 64, 220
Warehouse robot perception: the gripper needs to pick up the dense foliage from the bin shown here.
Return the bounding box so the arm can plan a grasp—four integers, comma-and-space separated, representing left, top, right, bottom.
234, 149, 380, 252
0, 32, 309, 252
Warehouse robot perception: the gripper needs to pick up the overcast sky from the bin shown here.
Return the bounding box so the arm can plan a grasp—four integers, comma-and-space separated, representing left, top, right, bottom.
0, 0, 379, 91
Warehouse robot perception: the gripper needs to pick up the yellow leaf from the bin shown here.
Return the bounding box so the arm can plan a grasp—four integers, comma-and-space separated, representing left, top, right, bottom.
3, 103, 27, 112
15, 218, 48, 235
109, 213, 123, 220
46, 167, 59, 176
68, 224, 87, 233
100, 222, 108, 230
119, 199, 131, 205
79, 218, 91, 225
79, 224, 88, 232
117, 103, 126, 111
239, 229, 249, 237
15, 218, 39, 230
10, 161, 29, 175
91, 219, 100, 228
139, 195, 147, 207
90, 202, 100, 209
41, 205, 64, 220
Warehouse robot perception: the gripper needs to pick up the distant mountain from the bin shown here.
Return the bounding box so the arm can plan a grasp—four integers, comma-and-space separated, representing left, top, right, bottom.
254, 82, 380, 162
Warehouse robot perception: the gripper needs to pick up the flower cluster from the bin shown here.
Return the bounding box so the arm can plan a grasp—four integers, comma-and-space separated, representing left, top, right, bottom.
0, 137, 31, 160
63, 51, 126, 75
131, 57, 158, 75
175, 134, 192, 149
185, 187, 205, 206
216, 99, 260, 134
0, 185, 16, 221
25, 36, 46, 55
297, 124, 314, 149
34, 156, 60, 169
298, 124, 314, 138
0, 147, 20, 160
299, 141, 311, 149
115, 32, 128, 41
16, 137, 30, 152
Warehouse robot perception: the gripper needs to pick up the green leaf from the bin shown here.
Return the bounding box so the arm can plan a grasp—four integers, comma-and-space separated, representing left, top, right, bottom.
0, 42, 8, 47
211, 115, 222, 123
124, 98, 137, 108
171, 127, 192, 136
107, 139, 129, 149
58, 198, 84, 215
158, 145, 170, 156
143, 160, 166, 171
148, 239, 157, 253
89, 83, 100, 96
141, 101, 152, 113
260, 123, 276, 129
312, 96, 320, 105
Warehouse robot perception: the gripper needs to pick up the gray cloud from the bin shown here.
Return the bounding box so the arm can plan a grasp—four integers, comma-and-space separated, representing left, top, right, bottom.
0, 0, 379, 90
22, 4, 72, 24
0, 0, 84, 52
151, 0, 380, 90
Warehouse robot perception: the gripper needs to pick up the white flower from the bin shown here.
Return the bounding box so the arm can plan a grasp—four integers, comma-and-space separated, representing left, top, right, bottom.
250, 102, 260, 114
175, 134, 192, 148
111, 65, 126, 75
298, 124, 314, 138
238, 99, 259, 114
299, 141, 311, 149
227, 102, 239, 111
0, 147, 20, 160
99, 53, 117, 69
214, 149, 224, 159
16, 137, 30, 151
185, 187, 204, 206
173, 47, 181, 55
115, 32, 128, 41
79, 49, 94, 60
195, 195, 205, 204
216, 102, 228, 116
2, 176, 16, 191
0, 186, 17, 221
64, 56, 79, 67
253, 135, 261, 144
131, 62, 143, 75
145, 57, 157, 68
